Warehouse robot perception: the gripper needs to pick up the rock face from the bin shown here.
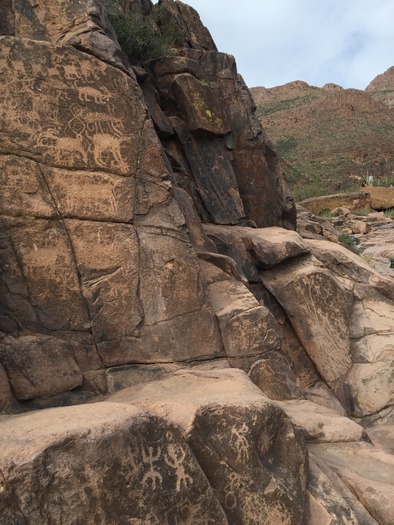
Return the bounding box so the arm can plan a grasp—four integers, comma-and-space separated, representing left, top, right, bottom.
0, 401, 229, 525
1, 1, 394, 524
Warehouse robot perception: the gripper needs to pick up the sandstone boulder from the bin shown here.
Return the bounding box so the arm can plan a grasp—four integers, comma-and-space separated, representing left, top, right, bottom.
298, 192, 372, 215
248, 351, 303, 400
367, 186, 394, 210
306, 239, 394, 302
310, 442, 394, 525
276, 399, 367, 443
346, 286, 394, 417
204, 225, 307, 281
201, 260, 281, 370
304, 455, 378, 525
0, 334, 83, 401
261, 255, 353, 388
110, 368, 308, 525
0, 402, 228, 524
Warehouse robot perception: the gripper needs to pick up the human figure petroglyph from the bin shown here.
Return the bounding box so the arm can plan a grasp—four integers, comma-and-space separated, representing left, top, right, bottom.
230, 422, 250, 463
224, 472, 240, 510
164, 445, 193, 492
141, 444, 162, 489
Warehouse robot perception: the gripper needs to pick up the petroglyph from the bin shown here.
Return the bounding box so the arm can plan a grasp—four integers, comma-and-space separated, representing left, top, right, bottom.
38, 129, 88, 165
76, 85, 112, 105
165, 445, 193, 492
230, 422, 250, 463
90, 133, 131, 173
224, 472, 240, 510
141, 444, 163, 489
1, 39, 140, 174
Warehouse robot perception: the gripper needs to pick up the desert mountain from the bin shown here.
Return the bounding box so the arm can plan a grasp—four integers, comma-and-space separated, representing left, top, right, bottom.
251, 71, 394, 200
0, 1, 394, 524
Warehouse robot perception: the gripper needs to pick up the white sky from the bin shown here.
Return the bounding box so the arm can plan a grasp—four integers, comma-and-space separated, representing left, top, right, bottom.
169, 0, 394, 90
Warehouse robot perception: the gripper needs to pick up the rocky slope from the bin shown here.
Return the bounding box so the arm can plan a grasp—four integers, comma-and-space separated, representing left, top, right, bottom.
251, 73, 394, 200
0, 1, 394, 524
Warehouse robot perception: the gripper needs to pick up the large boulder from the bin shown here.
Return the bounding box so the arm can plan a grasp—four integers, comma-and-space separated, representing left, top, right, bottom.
261, 255, 353, 390
204, 225, 307, 281
347, 286, 394, 417
298, 192, 372, 215
200, 260, 281, 370
310, 442, 394, 525
0, 402, 228, 524
109, 368, 308, 525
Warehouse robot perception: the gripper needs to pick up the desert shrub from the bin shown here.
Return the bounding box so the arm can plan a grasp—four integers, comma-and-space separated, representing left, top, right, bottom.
352, 208, 372, 216
338, 233, 358, 252
384, 208, 394, 219
276, 136, 298, 156
320, 209, 337, 218
109, 4, 183, 62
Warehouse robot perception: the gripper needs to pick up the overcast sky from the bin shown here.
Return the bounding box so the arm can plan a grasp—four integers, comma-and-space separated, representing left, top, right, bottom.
172, 0, 394, 90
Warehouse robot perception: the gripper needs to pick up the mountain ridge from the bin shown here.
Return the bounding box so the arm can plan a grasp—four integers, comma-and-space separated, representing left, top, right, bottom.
251, 67, 394, 200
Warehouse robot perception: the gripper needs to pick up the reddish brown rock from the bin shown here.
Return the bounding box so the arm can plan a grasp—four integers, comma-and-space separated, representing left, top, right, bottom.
310, 442, 394, 525
0, 362, 14, 413
261, 255, 353, 386
201, 260, 281, 370
0, 334, 83, 401
0, 402, 228, 524
110, 369, 308, 525
305, 455, 378, 525
298, 193, 372, 215
248, 351, 303, 400
204, 224, 307, 281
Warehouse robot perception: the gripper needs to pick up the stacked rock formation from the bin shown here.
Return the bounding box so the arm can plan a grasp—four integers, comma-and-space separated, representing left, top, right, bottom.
0, 1, 393, 524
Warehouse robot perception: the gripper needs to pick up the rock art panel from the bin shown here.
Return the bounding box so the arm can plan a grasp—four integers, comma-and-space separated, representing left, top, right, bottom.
66, 219, 142, 344
261, 255, 353, 386
110, 369, 308, 525
0, 402, 228, 524
0, 217, 90, 332
201, 260, 281, 370
0, 37, 144, 174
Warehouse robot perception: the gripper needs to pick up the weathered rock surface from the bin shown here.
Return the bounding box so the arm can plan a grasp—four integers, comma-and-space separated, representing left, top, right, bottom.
305, 454, 379, 525
0, 402, 228, 524
261, 255, 353, 388
1, 1, 394, 523
110, 369, 308, 525
306, 239, 394, 302
298, 193, 372, 215
276, 399, 366, 443
204, 224, 307, 281
201, 260, 281, 370
310, 442, 394, 525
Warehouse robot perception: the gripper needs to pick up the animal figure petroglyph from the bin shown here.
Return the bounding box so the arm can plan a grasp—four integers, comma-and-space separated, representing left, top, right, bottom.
69, 104, 125, 137
165, 445, 193, 492
38, 129, 88, 165
77, 85, 111, 105
141, 445, 162, 489
91, 133, 129, 172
